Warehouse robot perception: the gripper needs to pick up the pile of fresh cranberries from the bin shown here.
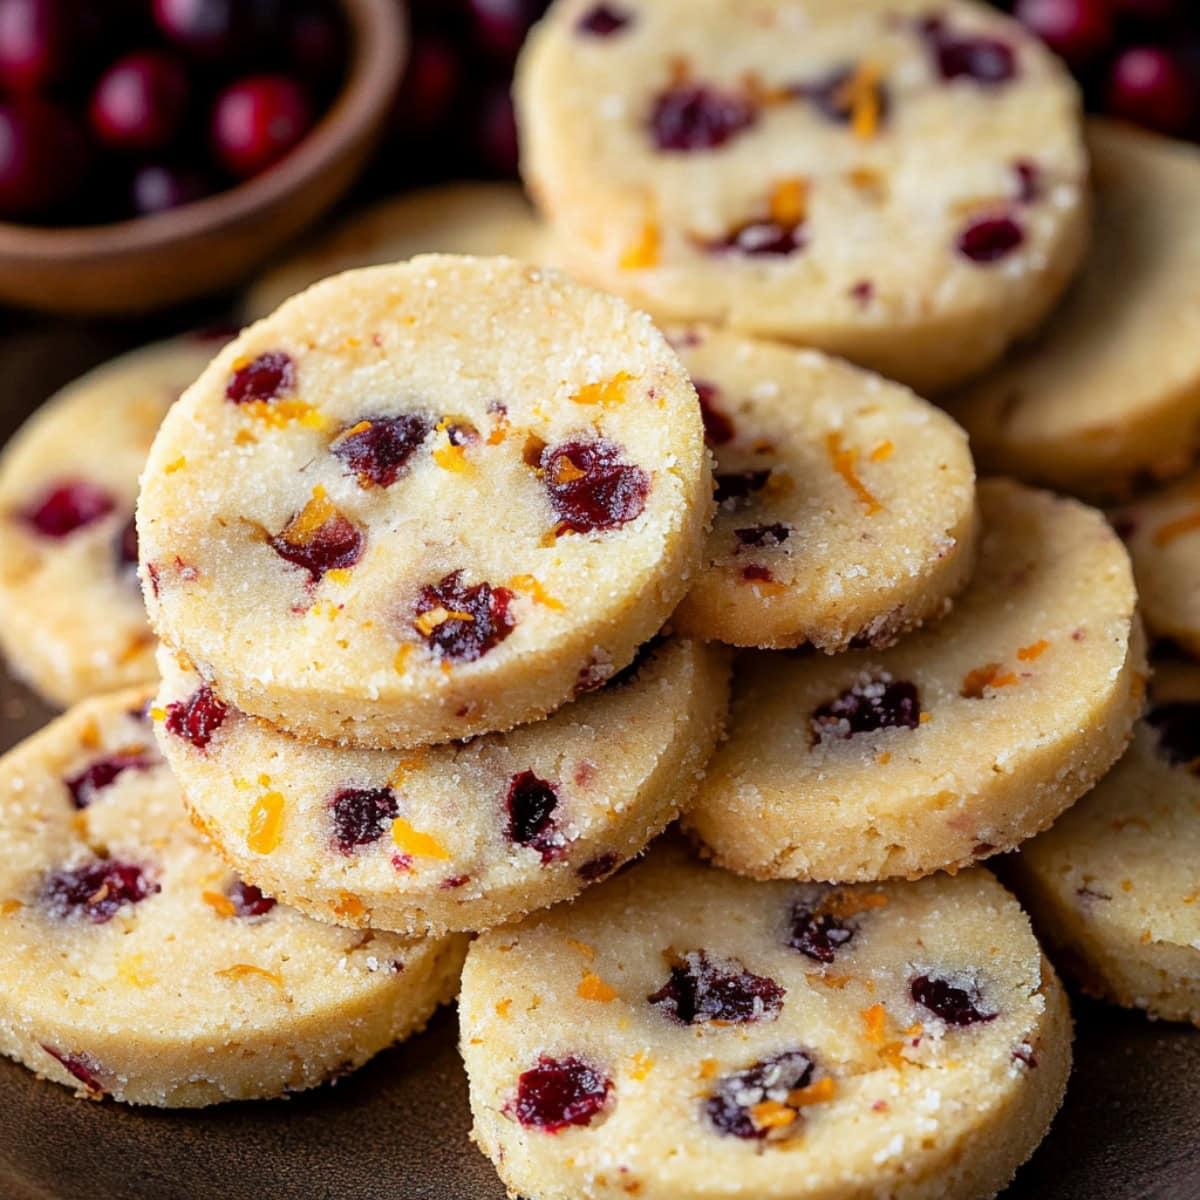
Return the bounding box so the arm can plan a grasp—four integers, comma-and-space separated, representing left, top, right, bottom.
0, 0, 346, 224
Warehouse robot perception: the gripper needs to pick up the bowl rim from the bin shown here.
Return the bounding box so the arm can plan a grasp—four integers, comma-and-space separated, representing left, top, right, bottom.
0, 0, 406, 264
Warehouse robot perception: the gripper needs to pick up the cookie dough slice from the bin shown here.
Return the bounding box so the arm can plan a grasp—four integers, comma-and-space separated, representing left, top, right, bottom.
670, 327, 977, 650
154, 637, 729, 936
138, 256, 711, 748
243, 183, 550, 321
517, 0, 1088, 394
685, 479, 1144, 882
0, 333, 228, 706
460, 843, 1070, 1200
0, 687, 467, 1107
1010, 662, 1200, 1027
947, 121, 1200, 501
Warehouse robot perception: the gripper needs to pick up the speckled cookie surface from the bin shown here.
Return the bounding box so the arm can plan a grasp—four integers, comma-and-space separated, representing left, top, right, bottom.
517, 0, 1088, 395
685, 480, 1144, 883
0, 334, 226, 706
154, 637, 729, 936
669, 327, 977, 650
1111, 466, 1200, 657
948, 121, 1200, 501
0, 688, 467, 1108
243, 183, 549, 321
460, 844, 1070, 1200
138, 256, 712, 748
1011, 662, 1200, 1027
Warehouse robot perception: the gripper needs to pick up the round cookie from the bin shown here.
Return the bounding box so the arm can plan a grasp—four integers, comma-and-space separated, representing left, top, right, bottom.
669, 327, 977, 650
947, 121, 1200, 501
243, 183, 550, 321
154, 637, 730, 935
684, 479, 1145, 882
516, 0, 1089, 395
138, 256, 712, 748
0, 687, 467, 1108
1010, 662, 1200, 1027
1110, 466, 1200, 657
0, 333, 228, 706
460, 843, 1071, 1200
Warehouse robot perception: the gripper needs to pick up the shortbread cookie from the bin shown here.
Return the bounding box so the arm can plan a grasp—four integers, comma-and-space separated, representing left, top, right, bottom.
948, 121, 1200, 501
685, 480, 1144, 882
0, 334, 227, 706
0, 687, 467, 1108
669, 328, 977, 650
243, 183, 550, 321
1110, 466, 1200, 657
517, 0, 1088, 394
138, 256, 711, 748
154, 637, 729, 935
1011, 662, 1200, 1027
460, 844, 1070, 1200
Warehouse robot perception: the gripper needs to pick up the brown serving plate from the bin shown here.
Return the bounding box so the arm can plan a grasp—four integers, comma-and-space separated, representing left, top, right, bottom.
0, 322, 1196, 1200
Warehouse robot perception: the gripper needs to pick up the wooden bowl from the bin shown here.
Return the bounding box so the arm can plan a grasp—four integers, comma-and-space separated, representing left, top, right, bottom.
0, 0, 406, 317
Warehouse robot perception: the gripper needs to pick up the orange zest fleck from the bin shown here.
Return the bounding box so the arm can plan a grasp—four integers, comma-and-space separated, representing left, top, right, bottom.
496, 998, 512, 1018
750, 1100, 798, 1131
698, 1058, 720, 1080
826, 432, 882, 514
960, 663, 1019, 698
242, 398, 328, 431
247, 791, 285, 854
577, 973, 619, 1002
572, 371, 634, 409
165, 455, 187, 474
509, 574, 566, 611
565, 938, 596, 961
834, 61, 884, 140
620, 219, 660, 270
331, 891, 366, 919
1153, 510, 1200, 547
234, 428, 258, 446
821, 889, 888, 920
324, 568, 353, 586
861, 1003, 888, 1044
1017, 639, 1050, 662
0, 899, 23, 915
878, 1041, 908, 1070
788, 1076, 837, 1108
148, 706, 167, 722
432, 440, 470, 473
553, 455, 586, 485
217, 963, 284, 989
391, 817, 450, 860
877, 751, 892, 765
869, 440, 894, 463
629, 1052, 654, 1080
414, 605, 474, 638
769, 178, 809, 227
201, 890, 236, 918
393, 645, 412, 675
79, 718, 101, 749
387, 750, 427, 789
282, 485, 336, 544
340, 419, 373, 439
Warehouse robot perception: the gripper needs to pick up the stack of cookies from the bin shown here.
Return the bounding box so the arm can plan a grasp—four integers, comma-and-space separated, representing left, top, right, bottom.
0, 0, 1196, 1197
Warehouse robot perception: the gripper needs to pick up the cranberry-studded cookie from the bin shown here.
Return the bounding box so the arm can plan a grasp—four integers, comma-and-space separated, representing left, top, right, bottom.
243, 183, 550, 321
685, 480, 1144, 882
0, 687, 467, 1107
1011, 662, 1200, 1027
516, 0, 1088, 394
1110, 466, 1200, 657
154, 637, 729, 935
669, 328, 977, 650
138, 256, 712, 748
0, 334, 228, 706
460, 843, 1070, 1200
948, 121, 1200, 501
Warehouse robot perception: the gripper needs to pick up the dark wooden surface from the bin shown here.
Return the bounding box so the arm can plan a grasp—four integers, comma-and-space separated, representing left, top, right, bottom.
1, 322, 1198, 1200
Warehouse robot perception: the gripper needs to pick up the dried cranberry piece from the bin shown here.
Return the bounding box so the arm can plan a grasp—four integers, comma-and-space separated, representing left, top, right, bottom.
604, 634, 668, 691
331, 414, 432, 488
541, 439, 649, 534
225, 350, 295, 404
920, 17, 1017, 85
649, 83, 757, 152
787, 901, 855, 963
910, 973, 997, 1026
706, 220, 806, 257
694, 380, 735, 446
648, 950, 784, 1026
578, 851, 619, 881
812, 674, 920, 741
735, 524, 790, 550
270, 511, 364, 582
511, 1055, 611, 1132
228, 879, 276, 917
958, 214, 1024, 263
20, 480, 115, 539
706, 1050, 815, 1139
1146, 701, 1200, 770
1014, 159, 1041, 204
115, 515, 139, 573
577, 3, 630, 35
43, 859, 160, 924
65, 752, 156, 809
742, 564, 774, 583
714, 470, 770, 504
329, 787, 399, 855
41, 1046, 105, 1093
505, 771, 564, 861
165, 685, 228, 750
800, 63, 890, 124
414, 570, 516, 663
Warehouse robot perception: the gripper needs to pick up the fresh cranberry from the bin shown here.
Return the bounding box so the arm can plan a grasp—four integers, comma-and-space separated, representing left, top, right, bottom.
735, 524, 790, 550
957, 214, 1025, 263
0, 99, 88, 220
131, 162, 212, 216
577, 3, 630, 35
511, 1055, 611, 1132
648, 950, 784, 1026
115, 515, 139, 573
541, 439, 649, 534
65, 752, 156, 810
270, 509, 364, 583
286, 1, 346, 83
910, 973, 997, 1026
226, 350, 295, 404
41, 1046, 105, 1092
0, 0, 68, 91
505, 771, 564, 861
649, 83, 758, 152
714, 470, 770, 503
1146, 701, 1200, 769
414, 570, 516, 662
153, 0, 239, 58
165, 684, 228, 750
706, 1051, 815, 1139
694, 380, 735, 446
578, 851, 619, 881
89, 52, 189, 153
921, 17, 1018, 85
1106, 47, 1195, 135
43, 859, 160, 924
467, 0, 543, 61
473, 82, 520, 176
331, 415, 431, 488
811, 674, 921, 741
787, 898, 855, 963
20, 480, 114, 539
392, 33, 462, 137
329, 787, 398, 855
212, 74, 312, 179
228, 878, 276, 917
1014, 0, 1113, 64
